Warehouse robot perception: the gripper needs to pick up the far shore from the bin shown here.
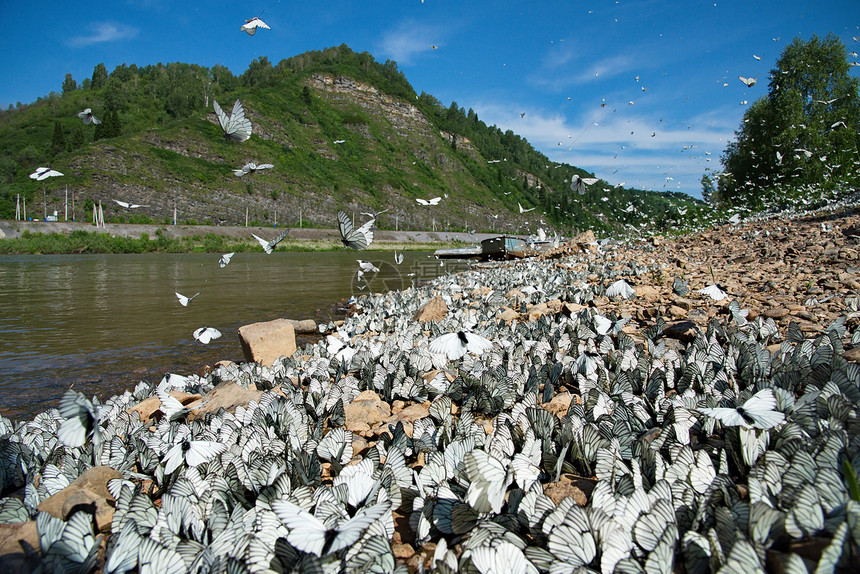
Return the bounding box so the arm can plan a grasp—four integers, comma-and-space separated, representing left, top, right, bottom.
0, 219, 512, 254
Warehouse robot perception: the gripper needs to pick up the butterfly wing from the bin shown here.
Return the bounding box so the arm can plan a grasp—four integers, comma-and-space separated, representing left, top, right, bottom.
271, 500, 327, 556
252, 233, 272, 254
162, 443, 186, 474
212, 100, 229, 132
219, 252, 234, 267
329, 502, 391, 554
463, 333, 493, 355
185, 441, 226, 467
175, 292, 189, 306
429, 333, 466, 360
700, 406, 746, 427
742, 389, 785, 429
224, 99, 252, 142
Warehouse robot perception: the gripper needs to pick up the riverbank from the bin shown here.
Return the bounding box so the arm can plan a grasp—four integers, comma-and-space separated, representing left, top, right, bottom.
1, 205, 859, 572
0, 219, 501, 253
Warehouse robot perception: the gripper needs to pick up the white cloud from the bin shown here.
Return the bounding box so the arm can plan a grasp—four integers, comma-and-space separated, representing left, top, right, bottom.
473, 100, 732, 197
68, 22, 139, 48
377, 20, 447, 65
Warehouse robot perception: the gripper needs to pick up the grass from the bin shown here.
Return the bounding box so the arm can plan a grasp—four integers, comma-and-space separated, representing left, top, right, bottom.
0, 229, 459, 254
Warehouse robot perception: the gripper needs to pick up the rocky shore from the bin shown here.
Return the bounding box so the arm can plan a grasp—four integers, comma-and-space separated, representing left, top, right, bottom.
1, 205, 859, 573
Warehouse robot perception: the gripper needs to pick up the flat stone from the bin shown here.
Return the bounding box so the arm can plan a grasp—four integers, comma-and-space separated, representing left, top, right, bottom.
543, 474, 596, 506
763, 307, 790, 319
282, 318, 317, 333
189, 381, 263, 419
0, 521, 38, 573
411, 295, 447, 322
345, 390, 391, 433
635, 285, 661, 301
238, 318, 297, 366
38, 466, 121, 530
663, 320, 699, 342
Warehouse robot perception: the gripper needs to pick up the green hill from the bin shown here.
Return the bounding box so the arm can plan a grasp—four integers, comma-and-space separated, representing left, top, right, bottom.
0, 45, 705, 235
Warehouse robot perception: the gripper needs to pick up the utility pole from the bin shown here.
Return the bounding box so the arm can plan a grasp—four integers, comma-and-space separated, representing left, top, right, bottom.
15, 194, 20, 220
245, 207, 249, 227
64, 186, 68, 221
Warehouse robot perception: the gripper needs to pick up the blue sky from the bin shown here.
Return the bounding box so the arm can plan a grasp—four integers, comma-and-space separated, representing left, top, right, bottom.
1, 1, 857, 198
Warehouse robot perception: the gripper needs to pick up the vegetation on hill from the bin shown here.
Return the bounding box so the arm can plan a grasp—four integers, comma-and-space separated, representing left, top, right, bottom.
715, 34, 860, 211
0, 45, 705, 236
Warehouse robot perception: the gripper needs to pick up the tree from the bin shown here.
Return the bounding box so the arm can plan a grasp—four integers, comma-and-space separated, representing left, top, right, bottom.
720, 34, 860, 208
50, 121, 65, 156
62, 73, 77, 94
69, 124, 86, 150
91, 63, 108, 89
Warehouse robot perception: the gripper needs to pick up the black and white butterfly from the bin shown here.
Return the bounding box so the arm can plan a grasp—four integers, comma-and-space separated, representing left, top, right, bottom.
252, 229, 289, 254
394, 251, 404, 265
77, 108, 101, 125
430, 331, 493, 360
193, 327, 221, 344
738, 75, 758, 87
113, 200, 147, 209
416, 197, 442, 206
213, 99, 252, 143
58, 389, 102, 448
233, 162, 274, 177
241, 17, 270, 35
700, 388, 785, 429
338, 210, 374, 250
219, 252, 234, 268
30, 167, 64, 180
162, 439, 226, 474
175, 292, 199, 307
271, 500, 391, 556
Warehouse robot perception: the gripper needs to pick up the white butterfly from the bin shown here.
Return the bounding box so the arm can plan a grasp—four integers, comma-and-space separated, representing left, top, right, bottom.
175, 291, 199, 306
738, 75, 757, 87
701, 388, 785, 429
162, 439, 226, 474
156, 388, 202, 421
606, 279, 635, 300
233, 162, 274, 177
464, 450, 512, 514
430, 331, 493, 360
471, 539, 539, 574
29, 167, 63, 181
193, 327, 221, 344
241, 17, 270, 35
518, 202, 536, 213
357, 260, 379, 273
338, 210, 374, 250
698, 284, 727, 301
394, 251, 404, 265
77, 108, 101, 125
57, 389, 102, 448
416, 197, 442, 206
219, 252, 234, 267
213, 99, 252, 142
113, 199, 147, 209
270, 500, 391, 556
252, 229, 289, 254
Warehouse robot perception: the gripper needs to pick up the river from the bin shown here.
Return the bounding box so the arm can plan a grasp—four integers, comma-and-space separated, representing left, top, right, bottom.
0, 251, 466, 420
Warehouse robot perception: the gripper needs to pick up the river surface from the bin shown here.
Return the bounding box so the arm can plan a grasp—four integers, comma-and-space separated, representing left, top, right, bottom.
0, 251, 466, 421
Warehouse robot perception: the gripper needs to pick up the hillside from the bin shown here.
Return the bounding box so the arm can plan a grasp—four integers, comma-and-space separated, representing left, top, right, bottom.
0, 45, 705, 235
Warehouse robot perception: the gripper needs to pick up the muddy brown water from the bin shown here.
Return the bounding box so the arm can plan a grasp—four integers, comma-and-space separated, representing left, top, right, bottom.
0, 251, 466, 420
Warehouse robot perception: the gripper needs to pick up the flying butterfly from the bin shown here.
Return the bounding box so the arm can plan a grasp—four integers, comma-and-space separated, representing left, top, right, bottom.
430, 331, 493, 361
337, 210, 374, 250
252, 229, 289, 254
77, 108, 101, 125
738, 75, 758, 87
193, 327, 222, 344
213, 99, 252, 143
219, 252, 234, 268
57, 389, 102, 448
175, 292, 199, 307
30, 167, 64, 181
241, 17, 270, 35
416, 197, 442, 206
